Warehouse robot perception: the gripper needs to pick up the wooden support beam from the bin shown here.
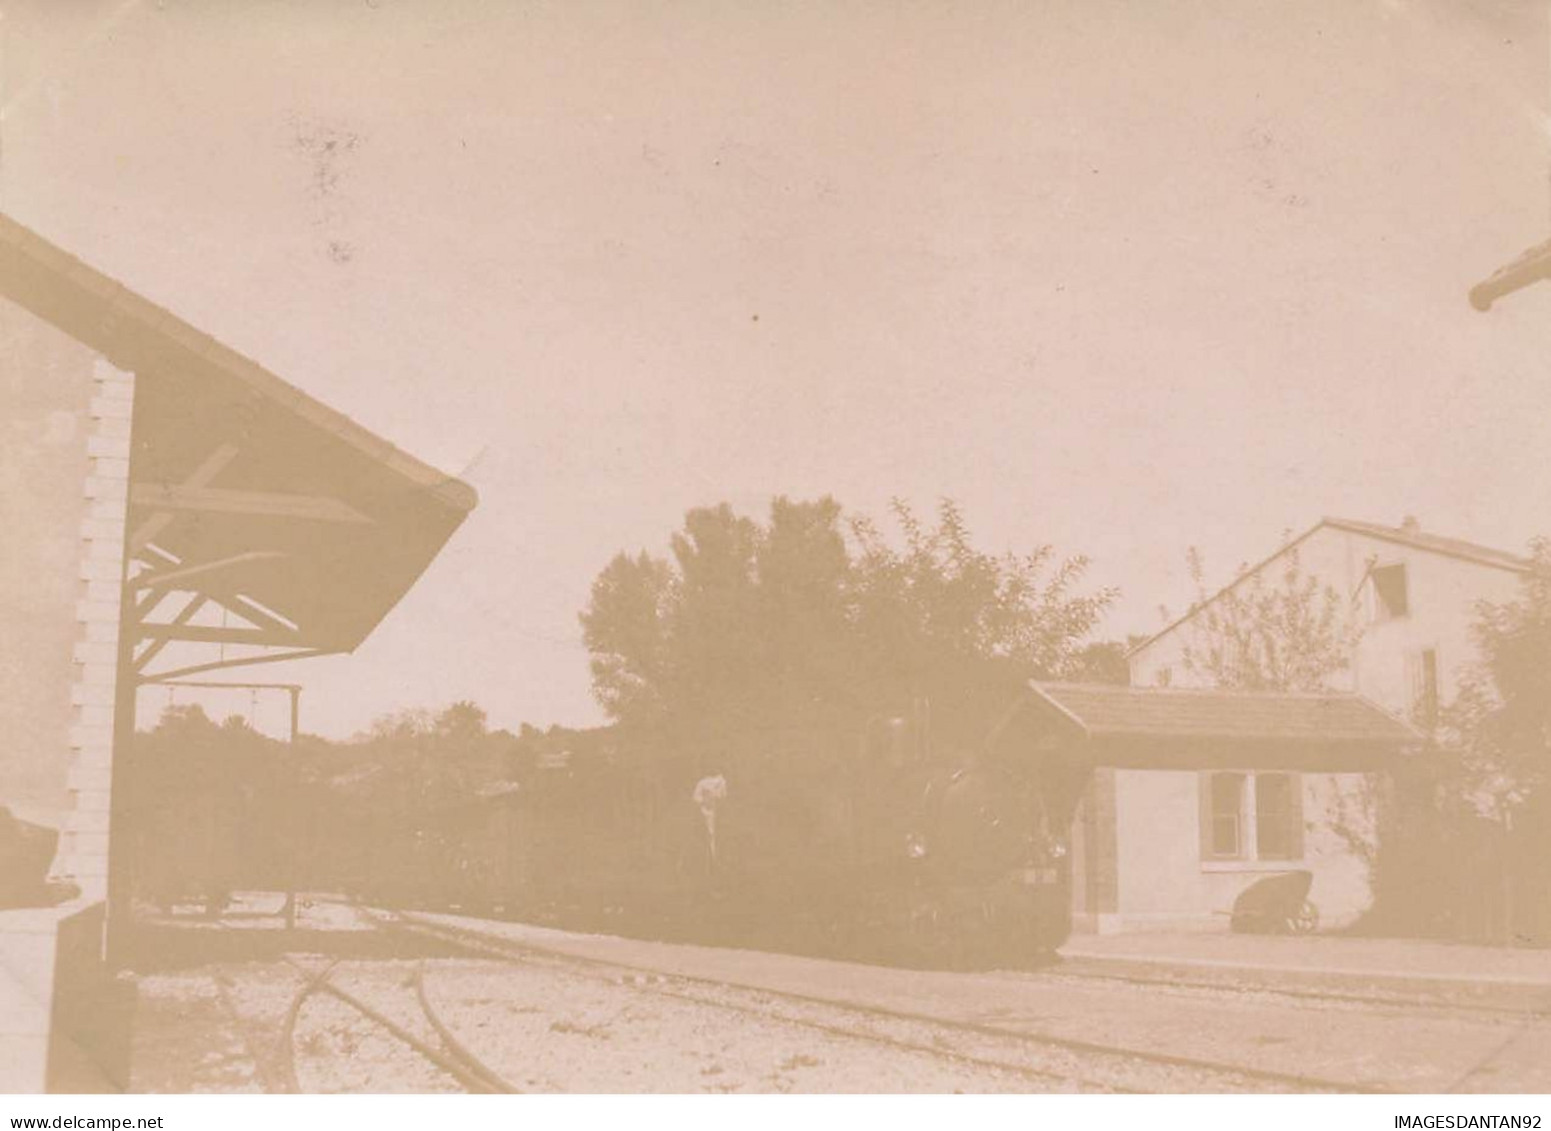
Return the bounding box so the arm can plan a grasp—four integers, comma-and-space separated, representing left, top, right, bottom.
134, 583, 305, 672
132, 593, 208, 673
139, 649, 340, 685
132, 550, 286, 593
140, 592, 301, 644
135, 587, 165, 619
129, 484, 372, 525
128, 444, 239, 554
135, 623, 296, 645
220, 592, 301, 637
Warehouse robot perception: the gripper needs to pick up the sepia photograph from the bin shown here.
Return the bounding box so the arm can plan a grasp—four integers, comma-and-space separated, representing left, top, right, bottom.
2, 0, 1551, 1112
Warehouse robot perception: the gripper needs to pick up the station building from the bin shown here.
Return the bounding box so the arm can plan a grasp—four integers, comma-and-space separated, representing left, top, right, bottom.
0, 213, 475, 1090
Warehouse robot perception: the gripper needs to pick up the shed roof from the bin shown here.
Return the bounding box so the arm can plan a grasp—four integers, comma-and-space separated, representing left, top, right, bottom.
1029, 681, 1418, 745
1009, 681, 1419, 772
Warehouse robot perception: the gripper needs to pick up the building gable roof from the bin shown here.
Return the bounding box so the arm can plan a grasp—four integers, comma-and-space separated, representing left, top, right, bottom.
1128, 517, 1530, 663
1320, 517, 1531, 574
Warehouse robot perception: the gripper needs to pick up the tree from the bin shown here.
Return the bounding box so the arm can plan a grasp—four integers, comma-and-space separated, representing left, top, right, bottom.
662, 503, 765, 749
1440, 538, 1551, 821
579, 495, 1115, 769
361, 706, 436, 742
435, 700, 488, 742
131, 702, 285, 908
582, 498, 856, 763
848, 499, 1116, 685
579, 550, 677, 729
1066, 640, 1134, 685
1419, 539, 1551, 944
1175, 543, 1361, 692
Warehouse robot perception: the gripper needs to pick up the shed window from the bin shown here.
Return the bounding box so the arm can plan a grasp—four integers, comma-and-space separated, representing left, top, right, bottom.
1372, 563, 1409, 621
1200, 771, 1304, 864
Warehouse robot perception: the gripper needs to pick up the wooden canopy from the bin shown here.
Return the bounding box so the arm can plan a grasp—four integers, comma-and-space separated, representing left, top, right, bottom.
0, 213, 477, 682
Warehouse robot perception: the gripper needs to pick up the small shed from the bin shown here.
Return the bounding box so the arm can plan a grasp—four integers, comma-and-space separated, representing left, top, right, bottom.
998, 681, 1420, 934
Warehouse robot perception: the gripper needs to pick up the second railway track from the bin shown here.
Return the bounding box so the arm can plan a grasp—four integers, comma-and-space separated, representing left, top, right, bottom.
278, 952, 520, 1094
364, 905, 1393, 1093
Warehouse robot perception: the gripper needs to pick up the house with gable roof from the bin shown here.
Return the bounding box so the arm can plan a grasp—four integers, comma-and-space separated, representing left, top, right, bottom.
1064, 516, 1530, 934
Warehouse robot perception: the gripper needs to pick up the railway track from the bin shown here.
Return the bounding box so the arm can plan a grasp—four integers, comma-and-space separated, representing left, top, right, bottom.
364, 906, 1392, 1093
277, 952, 519, 1094
209, 970, 297, 1094
1023, 963, 1551, 1024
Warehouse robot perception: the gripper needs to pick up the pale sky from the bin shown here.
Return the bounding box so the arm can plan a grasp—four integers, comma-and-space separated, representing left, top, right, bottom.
5, 0, 1550, 738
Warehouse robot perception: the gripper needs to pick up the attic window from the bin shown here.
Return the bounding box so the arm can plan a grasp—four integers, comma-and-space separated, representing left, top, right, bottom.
1372, 563, 1409, 621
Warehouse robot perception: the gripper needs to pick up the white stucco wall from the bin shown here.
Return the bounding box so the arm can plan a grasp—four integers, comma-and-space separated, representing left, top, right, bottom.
0, 296, 131, 892
0, 298, 132, 1091
0, 298, 98, 829
1108, 768, 1374, 930
1111, 769, 1204, 926
1349, 546, 1521, 716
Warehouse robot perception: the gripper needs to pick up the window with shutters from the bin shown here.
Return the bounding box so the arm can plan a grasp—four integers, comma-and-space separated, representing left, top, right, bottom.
1200, 770, 1304, 865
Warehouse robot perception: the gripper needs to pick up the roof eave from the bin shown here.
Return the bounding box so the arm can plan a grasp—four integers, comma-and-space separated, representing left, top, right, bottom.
1125, 520, 1326, 661
1320, 517, 1531, 575
0, 212, 477, 515
1025, 680, 1094, 740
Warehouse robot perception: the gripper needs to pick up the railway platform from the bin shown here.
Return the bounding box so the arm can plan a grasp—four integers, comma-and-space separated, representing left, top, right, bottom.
0, 899, 132, 1093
